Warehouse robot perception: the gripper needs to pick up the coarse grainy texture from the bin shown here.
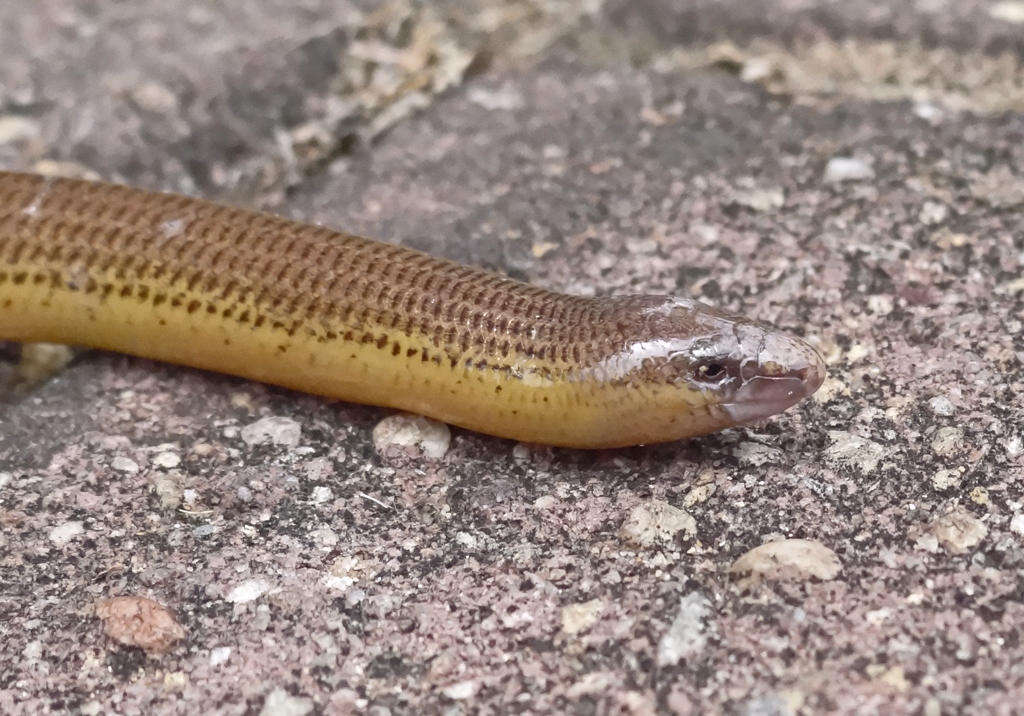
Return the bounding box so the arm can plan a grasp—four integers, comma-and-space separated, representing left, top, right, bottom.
1, 0, 1022, 714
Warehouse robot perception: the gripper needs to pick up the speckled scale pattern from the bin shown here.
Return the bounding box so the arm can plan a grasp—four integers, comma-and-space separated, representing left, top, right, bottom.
0, 171, 686, 377
0, 170, 758, 447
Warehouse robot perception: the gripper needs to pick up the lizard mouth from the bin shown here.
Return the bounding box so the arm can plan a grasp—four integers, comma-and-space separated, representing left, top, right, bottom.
720, 362, 824, 425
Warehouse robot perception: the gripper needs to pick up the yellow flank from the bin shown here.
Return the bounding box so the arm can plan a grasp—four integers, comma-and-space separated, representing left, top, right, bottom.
0, 171, 737, 448
0, 259, 713, 448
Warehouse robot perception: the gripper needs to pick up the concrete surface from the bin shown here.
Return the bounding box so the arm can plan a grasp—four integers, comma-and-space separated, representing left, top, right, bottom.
1, 0, 1022, 713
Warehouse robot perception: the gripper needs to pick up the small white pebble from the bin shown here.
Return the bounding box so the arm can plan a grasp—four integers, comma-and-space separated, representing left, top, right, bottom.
455, 531, 478, 549
241, 416, 302, 447
153, 451, 181, 468
931, 468, 961, 491
928, 396, 956, 416
657, 592, 713, 666
915, 532, 940, 553
826, 431, 886, 474
824, 156, 874, 183
322, 574, 355, 591
310, 526, 338, 548
865, 607, 892, 625
0, 472, 11, 489
990, 1, 1024, 23
192, 442, 214, 456
931, 427, 964, 457
730, 185, 785, 213
131, 81, 178, 113
740, 56, 774, 82
734, 441, 783, 467
1010, 514, 1024, 537
210, 646, 232, 666
561, 598, 605, 636
97, 435, 131, 451
543, 143, 566, 159
466, 83, 524, 111
372, 414, 450, 459
260, 687, 314, 716
49, 520, 83, 547
913, 102, 944, 122
225, 579, 269, 604
866, 294, 894, 315
0, 115, 40, 144
442, 680, 478, 700
533, 495, 557, 510
846, 343, 871, 363
919, 201, 949, 226
928, 508, 987, 553
111, 456, 140, 474
619, 500, 696, 547
309, 485, 333, 504
1004, 435, 1022, 458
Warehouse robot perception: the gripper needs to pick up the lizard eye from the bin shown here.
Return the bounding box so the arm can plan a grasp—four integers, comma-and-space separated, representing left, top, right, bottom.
699, 363, 725, 379
691, 360, 731, 385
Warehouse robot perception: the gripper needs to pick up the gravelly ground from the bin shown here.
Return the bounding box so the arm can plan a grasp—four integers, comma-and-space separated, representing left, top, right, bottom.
1, 1, 1022, 713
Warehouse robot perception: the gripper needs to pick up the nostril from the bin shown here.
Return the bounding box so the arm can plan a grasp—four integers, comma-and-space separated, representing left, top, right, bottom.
796, 356, 826, 391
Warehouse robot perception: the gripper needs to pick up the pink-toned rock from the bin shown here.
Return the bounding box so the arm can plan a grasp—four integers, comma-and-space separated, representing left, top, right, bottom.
95, 596, 185, 653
